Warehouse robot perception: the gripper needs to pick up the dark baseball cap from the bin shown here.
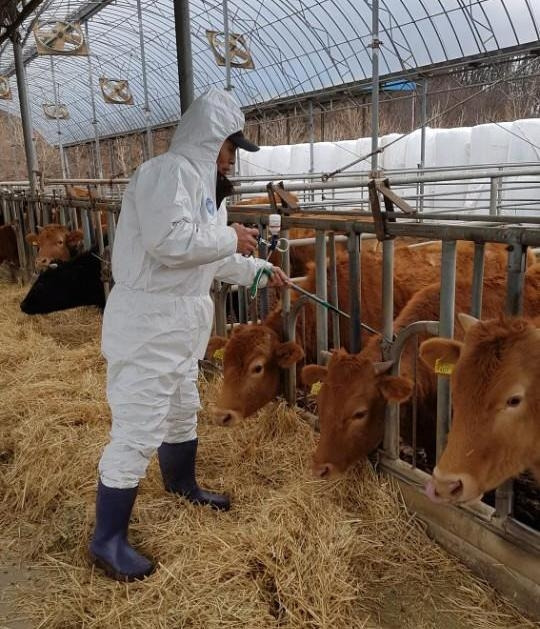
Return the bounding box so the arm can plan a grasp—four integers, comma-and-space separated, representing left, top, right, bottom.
227, 130, 260, 152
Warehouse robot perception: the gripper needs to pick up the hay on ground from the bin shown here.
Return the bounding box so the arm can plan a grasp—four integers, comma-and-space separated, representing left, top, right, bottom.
0, 278, 538, 629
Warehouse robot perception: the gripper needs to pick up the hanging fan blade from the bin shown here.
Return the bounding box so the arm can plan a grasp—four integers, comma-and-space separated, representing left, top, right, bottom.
0, 76, 11, 99
34, 20, 87, 56
99, 77, 134, 105
42, 21, 68, 50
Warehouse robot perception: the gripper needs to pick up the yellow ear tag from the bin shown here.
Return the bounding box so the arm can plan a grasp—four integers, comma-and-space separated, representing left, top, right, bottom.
213, 348, 225, 362
434, 358, 454, 376
310, 381, 322, 396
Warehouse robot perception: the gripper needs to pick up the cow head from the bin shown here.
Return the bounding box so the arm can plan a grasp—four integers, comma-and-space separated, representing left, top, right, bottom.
25, 224, 84, 271
420, 313, 540, 505
302, 349, 414, 479
207, 324, 304, 426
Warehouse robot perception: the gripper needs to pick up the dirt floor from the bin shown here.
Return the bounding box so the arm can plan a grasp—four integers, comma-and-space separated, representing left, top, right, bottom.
0, 274, 539, 629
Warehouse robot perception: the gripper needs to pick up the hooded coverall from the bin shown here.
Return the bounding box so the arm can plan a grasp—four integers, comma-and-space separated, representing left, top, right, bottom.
98, 88, 271, 488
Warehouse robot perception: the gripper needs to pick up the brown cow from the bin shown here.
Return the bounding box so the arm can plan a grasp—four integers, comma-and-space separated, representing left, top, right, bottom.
208, 241, 518, 426
25, 224, 84, 271
207, 325, 304, 425
420, 313, 540, 504
0, 224, 19, 281
303, 262, 540, 479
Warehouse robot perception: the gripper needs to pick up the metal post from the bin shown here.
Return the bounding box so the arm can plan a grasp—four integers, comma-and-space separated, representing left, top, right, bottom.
489, 177, 498, 215
50, 57, 67, 179
308, 100, 314, 174
505, 243, 527, 319
470, 243, 485, 318
370, 0, 380, 174
328, 232, 340, 348
258, 225, 269, 319
213, 282, 227, 336
382, 237, 397, 459
281, 226, 296, 405
382, 239, 394, 342
419, 78, 428, 213
222, 0, 232, 90
136, 0, 154, 159
436, 241, 457, 461
63, 147, 71, 178
347, 232, 361, 353
173, 0, 194, 113
315, 229, 328, 363
11, 31, 39, 192
494, 241, 527, 519
308, 100, 315, 203
84, 22, 103, 179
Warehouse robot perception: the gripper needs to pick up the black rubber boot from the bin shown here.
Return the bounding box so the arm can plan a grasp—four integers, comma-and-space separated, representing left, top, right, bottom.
157, 439, 230, 511
89, 481, 155, 582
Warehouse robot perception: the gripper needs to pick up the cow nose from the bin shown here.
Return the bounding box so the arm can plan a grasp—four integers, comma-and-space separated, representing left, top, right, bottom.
426, 469, 464, 503
312, 462, 335, 479
212, 408, 242, 427
35, 257, 51, 270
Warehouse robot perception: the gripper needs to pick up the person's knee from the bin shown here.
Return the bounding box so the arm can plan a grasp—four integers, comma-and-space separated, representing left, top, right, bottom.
98, 440, 156, 489
163, 413, 198, 444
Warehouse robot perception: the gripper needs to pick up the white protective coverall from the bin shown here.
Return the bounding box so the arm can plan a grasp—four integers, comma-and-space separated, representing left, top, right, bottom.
99, 88, 271, 488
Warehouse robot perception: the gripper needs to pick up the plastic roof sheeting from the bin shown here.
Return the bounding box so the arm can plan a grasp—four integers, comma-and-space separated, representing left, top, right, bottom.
0, 0, 539, 145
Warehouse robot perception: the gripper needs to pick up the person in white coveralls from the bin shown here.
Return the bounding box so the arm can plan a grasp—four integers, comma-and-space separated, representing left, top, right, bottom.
89, 87, 287, 581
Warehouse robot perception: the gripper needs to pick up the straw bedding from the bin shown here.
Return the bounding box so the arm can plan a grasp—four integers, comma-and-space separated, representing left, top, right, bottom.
0, 276, 537, 629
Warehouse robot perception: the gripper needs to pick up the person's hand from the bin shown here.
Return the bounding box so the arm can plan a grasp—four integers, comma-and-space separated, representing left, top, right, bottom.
267, 266, 289, 287
231, 223, 259, 256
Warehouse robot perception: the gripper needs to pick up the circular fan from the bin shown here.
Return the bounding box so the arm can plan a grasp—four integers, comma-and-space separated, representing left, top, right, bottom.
33, 21, 86, 55
206, 31, 254, 69
0, 76, 11, 100
42, 103, 70, 119
99, 78, 134, 105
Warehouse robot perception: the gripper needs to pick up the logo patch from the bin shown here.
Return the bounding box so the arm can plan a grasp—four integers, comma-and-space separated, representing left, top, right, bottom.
205, 197, 215, 216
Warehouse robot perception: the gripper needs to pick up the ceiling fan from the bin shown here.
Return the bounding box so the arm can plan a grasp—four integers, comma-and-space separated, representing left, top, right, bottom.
206, 30, 255, 69
99, 78, 134, 105
33, 20, 88, 56
42, 103, 70, 119
0, 76, 12, 100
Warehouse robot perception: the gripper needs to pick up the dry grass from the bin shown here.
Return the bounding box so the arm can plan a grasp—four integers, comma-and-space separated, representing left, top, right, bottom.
0, 278, 538, 629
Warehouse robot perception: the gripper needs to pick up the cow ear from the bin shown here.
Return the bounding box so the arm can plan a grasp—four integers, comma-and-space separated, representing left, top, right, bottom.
205, 336, 228, 361
373, 360, 393, 375
276, 341, 304, 368
458, 312, 479, 333
66, 229, 84, 246
419, 338, 462, 372
301, 364, 328, 386
378, 376, 414, 402
25, 232, 39, 246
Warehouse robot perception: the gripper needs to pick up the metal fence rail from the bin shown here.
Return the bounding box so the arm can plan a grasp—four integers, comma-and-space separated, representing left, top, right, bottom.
1, 173, 539, 616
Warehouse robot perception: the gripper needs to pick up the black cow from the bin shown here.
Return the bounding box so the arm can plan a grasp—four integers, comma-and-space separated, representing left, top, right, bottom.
20, 250, 106, 314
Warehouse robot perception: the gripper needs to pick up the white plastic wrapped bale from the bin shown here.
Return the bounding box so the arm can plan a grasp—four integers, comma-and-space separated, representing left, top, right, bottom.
236, 118, 540, 218
466, 122, 512, 212
505, 119, 540, 217
431, 126, 472, 213
380, 129, 421, 211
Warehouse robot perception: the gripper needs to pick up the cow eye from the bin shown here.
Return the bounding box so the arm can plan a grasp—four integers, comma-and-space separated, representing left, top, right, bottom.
352, 409, 367, 420
506, 395, 523, 408
252, 364, 264, 374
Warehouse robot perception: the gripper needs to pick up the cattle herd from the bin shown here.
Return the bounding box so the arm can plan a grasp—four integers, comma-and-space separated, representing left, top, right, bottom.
0, 206, 539, 516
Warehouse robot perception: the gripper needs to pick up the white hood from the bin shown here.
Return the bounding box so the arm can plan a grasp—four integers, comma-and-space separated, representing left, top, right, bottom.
169, 87, 245, 167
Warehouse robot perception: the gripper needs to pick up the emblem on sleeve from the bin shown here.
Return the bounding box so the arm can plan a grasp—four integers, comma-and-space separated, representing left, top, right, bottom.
205, 197, 215, 216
